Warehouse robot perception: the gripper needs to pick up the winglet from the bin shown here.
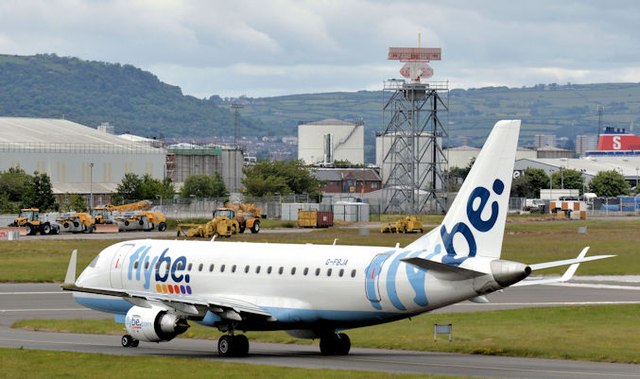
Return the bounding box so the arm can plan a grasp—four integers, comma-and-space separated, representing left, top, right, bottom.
64, 249, 78, 285
559, 246, 589, 282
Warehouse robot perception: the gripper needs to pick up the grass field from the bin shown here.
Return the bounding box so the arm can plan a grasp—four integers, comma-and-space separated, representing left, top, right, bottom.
0, 349, 449, 379
0, 218, 638, 282
14, 305, 640, 364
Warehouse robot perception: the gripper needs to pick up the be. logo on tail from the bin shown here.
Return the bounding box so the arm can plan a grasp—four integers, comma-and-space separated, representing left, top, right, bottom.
440, 179, 504, 265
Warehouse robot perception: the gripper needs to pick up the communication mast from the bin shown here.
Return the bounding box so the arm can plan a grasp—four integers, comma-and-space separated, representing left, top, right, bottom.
381, 37, 449, 214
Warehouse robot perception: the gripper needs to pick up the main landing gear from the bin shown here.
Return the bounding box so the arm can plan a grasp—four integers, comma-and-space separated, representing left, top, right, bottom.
319, 333, 351, 355
217, 334, 249, 357
121, 334, 139, 348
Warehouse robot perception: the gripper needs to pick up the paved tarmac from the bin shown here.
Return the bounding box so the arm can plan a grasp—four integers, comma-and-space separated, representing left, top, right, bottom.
1, 280, 639, 378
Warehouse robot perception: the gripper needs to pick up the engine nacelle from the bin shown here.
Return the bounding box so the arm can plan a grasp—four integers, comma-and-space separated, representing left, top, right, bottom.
124, 306, 189, 342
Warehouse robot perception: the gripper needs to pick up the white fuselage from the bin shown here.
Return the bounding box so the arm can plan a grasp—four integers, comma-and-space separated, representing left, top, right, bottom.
75, 238, 492, 331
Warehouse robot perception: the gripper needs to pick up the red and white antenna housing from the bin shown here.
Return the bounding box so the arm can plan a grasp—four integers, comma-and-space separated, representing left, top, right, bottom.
388, 35, 441, 82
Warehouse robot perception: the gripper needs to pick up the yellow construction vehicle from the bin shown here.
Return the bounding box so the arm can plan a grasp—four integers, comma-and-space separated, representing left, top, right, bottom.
114, 210, 167, 232
92, 200, 153, 224
177, 217, 233, 238
9, 208, 60, 235
380, 216, 424, 234
57, 212, 95, 233
214, 203, 261, 234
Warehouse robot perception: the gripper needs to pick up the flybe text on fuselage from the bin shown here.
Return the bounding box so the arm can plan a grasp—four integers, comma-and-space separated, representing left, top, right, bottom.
126, 246, 192, 295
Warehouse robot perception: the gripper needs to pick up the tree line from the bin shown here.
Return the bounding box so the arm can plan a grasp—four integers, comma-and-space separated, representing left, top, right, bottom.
0, 160, 322, 213
2, 160, 632, 215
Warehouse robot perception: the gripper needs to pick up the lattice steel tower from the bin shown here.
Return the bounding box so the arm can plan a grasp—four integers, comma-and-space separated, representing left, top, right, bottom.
381, 43, 449, 214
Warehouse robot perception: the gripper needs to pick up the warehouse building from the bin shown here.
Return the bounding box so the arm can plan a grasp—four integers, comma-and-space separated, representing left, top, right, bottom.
0, 117, 166, 205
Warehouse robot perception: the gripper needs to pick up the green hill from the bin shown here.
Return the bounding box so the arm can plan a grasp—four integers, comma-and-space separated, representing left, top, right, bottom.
0, 54, 264, 138
2, 54, 640, 163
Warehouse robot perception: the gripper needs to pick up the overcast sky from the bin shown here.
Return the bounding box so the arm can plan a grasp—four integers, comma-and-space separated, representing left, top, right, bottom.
1, 0, 639, 98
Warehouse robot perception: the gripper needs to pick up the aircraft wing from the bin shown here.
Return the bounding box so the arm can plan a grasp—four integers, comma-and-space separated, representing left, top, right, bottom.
63, 282, 275, 320
512, 247, 615, 287
62, 249, 274, 321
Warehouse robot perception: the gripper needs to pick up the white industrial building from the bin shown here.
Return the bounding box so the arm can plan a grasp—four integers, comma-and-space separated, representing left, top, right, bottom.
0, 117, 166, 204
298, 119, 364, 165
446, 145, 537, 170
514, 156, 640, 189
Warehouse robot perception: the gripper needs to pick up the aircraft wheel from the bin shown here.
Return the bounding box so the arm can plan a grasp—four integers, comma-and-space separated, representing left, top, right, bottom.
320, 333, 351, 355
130, 339, 139, 348
319, 334, 338, 355
121, 334, 135, 347
233, 335, 249, 356
335, 333, 351, 355
217, 335, 233, 357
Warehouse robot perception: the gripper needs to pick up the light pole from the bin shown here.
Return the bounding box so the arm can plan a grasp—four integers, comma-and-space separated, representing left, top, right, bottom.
89, 162, 94, 211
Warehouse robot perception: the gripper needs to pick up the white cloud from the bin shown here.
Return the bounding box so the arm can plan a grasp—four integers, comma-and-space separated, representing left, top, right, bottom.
1, 0, 640, 97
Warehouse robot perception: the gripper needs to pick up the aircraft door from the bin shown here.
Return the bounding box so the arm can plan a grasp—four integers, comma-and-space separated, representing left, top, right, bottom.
109, 244, 135, 288
364, 253, 391, 304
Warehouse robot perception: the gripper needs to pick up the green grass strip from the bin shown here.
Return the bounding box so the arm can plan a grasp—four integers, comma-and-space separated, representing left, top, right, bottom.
0, 349, 454, 379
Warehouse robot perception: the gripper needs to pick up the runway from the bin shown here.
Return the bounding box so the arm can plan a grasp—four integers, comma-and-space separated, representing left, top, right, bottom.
1, 280, 639, 378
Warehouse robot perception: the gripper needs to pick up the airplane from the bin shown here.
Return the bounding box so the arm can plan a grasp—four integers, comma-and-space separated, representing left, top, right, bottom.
62, 120, 614, 357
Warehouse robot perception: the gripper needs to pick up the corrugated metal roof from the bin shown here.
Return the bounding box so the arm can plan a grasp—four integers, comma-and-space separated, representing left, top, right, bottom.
314, 168, 381, 181
0, 117, 162, 153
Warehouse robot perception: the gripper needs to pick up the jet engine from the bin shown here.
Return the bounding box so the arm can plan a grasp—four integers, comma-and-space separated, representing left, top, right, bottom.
124, 306, 189, 342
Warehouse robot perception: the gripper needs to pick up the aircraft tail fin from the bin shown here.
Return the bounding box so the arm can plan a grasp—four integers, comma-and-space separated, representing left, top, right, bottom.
406, 120, 520, 262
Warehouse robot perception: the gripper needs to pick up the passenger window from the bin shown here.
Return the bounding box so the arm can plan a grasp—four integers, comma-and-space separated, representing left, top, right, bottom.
144, 261, 149, 270
134, 261, 139, 269
187, 263, 193, 271
245, 265, 250, 274
278, 267, 284, 275
315, 268, 321, 276
327, 268, 332, 277
221, 264, 226, 273
351, 269, 356, 278
303, 267, 309, 276
267, 266, 273, 274
209, 264, 214, 272
198, 263, 203, 272
231, 265, 237, 273
256, 266, 261, 274
339, 269, 344, 277
291, 267, 296, 275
